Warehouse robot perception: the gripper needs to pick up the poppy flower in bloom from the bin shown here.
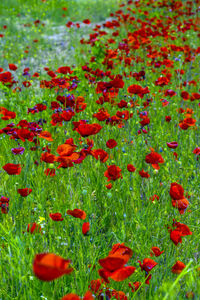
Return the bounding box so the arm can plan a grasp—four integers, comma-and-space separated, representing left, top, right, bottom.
127, 164, 136, 172
11, 147, 25, 155
104, 165, 122, 181
89, 278, 104, 294
49, 212, 64, 221
67, 209, 86, 220
2, 163, 22, 175
169, 220, 192, 245
170, 182, 184, 200
145, 151, 164, 170
171, 198, 189, 214
41, 152, 56, 163
98, 243, 135, 282
27, 223, 42, 234
56, 66, 73, 74
150, 247, 164, 257
170, 229, 183, 245
171, 261, 186, 274
138, 258, 158, 274
193, 147, 200, 160
83, 19, 91, 24
173, 221, 192, 236
82, 222, 90, 235
169, 182, 189, 214
111, 290, 127, 300
165, 116, 171, 122
106, 183, 112, 189
139, 169, 150, 178
39, 131, 53, 141
33, 253, 73, 281
167, 142, 178, 149
73, 121, 102, 137
93, 108, 110, 121
179, 118, 196, 130
127, 84, 149, 98
17, 188, 32, 197
9, 64, 18, 71
91, 149, 109, 163
0, 196, 9, 214
106, 139, 117, 149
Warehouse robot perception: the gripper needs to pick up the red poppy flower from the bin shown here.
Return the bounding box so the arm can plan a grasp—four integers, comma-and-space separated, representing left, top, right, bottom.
171, 261, 186, 274
108, 266, 136, 282
127, 84, 149, 98
165, 116, 171, 122
33, 253, 73, 281
106, 139, 117, 149
0, 71, 13, 84
98, 243, 134, 282
73, 122, 102, 137
193, 147, 200, 156
179, 118, 196, 130
150, 247, 164, 257
91, 149, 109, 163
89, 279, 104, 294
167, 141, 178, 149
17, 188, 32, 197
145, 151, 164, 170
56, 144, 76, 156
173, 221, 192, 236
41, 152, 56, 163
127, 164, 136, 172
169, 182, 184, 200
104, 165, 122, 181
181, 91, 190, 100
9, 64, 18, 71
171, 198, 189, 214
111, 290, 127, 300
106, 183, 112, 189
93, 108, 110, 121
56, 66, 73, 74
83, 19, 91, 24
2, 163, 22, 175
138, 258, 158, 273
109, 243, 133, 261
67, 209, 86, 220
0, 196, 9, 214
39, 131, 53, 142
170, 229, 182, 245
99, 256, 126, 272
82, 222, 90, 235
27, 223, 42, 234
49, 212, 64, 221
139, 169, 150, 178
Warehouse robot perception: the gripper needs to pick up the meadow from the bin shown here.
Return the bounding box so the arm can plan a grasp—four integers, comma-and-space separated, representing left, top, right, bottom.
0, 0, 199, 299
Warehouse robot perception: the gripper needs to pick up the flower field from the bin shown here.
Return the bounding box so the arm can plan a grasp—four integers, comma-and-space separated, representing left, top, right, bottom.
0, 0, 199, 299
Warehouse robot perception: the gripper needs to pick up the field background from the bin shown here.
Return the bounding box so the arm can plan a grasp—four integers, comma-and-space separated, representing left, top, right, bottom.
0, 0, 199, 299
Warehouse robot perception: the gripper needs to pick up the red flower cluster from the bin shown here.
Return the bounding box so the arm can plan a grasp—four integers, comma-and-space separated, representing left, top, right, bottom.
169, 182, 189, 214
